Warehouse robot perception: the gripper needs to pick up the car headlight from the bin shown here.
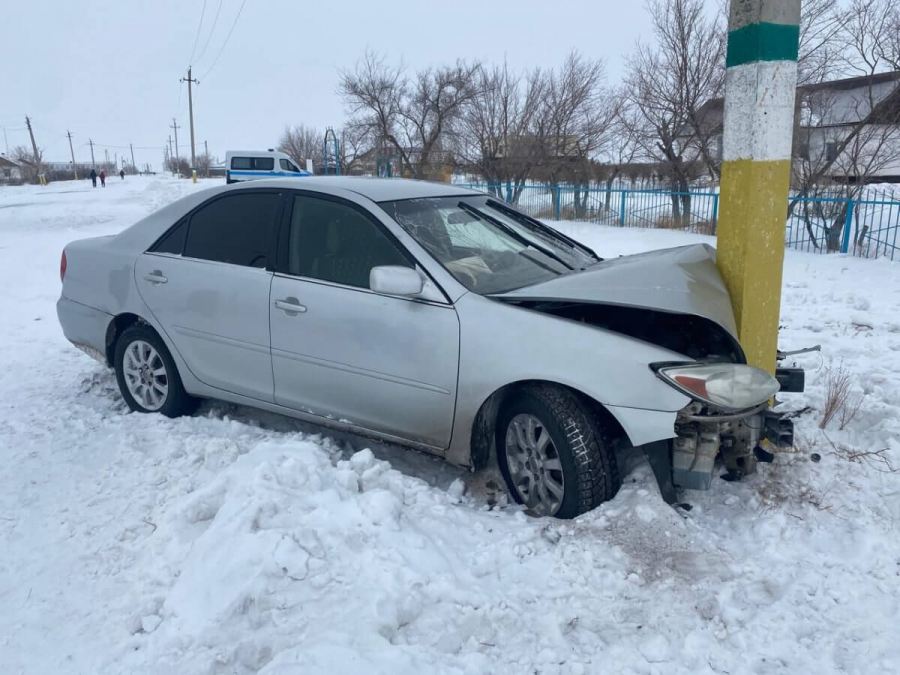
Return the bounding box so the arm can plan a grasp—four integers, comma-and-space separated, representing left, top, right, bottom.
652, 362, 780, 411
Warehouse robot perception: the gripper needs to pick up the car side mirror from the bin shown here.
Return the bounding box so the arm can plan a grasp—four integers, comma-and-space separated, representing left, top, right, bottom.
369, 266, 425, 298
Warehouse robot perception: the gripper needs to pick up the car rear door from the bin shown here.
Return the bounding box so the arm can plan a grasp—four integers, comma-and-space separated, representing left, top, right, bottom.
135, 189, 282, 402
269, 192, 460, 450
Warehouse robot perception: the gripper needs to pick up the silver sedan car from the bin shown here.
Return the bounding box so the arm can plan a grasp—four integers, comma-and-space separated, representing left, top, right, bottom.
57, 178, 796, 518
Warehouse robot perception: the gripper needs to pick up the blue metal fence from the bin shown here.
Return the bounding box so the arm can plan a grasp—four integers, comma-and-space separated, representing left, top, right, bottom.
456, 182, 900, 261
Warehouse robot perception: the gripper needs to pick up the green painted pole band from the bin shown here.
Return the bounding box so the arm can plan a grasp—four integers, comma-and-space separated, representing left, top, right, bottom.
725, 22, 799, 68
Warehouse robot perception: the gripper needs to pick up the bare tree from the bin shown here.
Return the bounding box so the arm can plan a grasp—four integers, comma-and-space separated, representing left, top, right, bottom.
597, 101, 642, 211
12, 145, 42, 183
624, 0, 725, 223
278, 124, 324, 168
792, 0, 900, 250
341, 50, 480, 179
337, 126, 367, 175
536, 51, 620, 217
456, 61, 547, 199
798, 0, 849, 86
195, 151, 214, 177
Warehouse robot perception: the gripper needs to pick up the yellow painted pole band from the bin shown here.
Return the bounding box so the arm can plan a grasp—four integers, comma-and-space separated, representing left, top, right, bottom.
717, 159, 792, 374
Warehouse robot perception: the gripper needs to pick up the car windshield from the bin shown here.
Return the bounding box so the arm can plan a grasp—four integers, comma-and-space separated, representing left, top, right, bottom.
380, 196, 598, 294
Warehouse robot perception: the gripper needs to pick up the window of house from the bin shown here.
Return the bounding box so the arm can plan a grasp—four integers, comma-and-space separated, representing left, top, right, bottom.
286, 195, 412, 288
183, 193, 280, 268
826, 142, 839, 162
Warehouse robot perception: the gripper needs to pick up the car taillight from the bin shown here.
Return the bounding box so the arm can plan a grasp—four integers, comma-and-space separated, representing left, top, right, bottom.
60, 250, 67, 282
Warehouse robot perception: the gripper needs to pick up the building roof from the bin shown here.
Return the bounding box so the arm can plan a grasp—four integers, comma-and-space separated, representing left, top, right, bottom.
801, 70, 900, 93
232, 176, 481, 202
697, 71, 900, 116
0, 155, 22, 168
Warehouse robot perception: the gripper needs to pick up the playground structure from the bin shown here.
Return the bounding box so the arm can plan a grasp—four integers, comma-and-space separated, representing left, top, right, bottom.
323, 127, 340, 175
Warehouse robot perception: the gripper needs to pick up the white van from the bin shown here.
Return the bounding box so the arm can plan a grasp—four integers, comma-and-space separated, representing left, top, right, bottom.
225, 149, 312, 184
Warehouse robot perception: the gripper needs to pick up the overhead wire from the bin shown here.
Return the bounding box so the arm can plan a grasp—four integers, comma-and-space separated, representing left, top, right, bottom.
200, 0, 247, 81
195, 0, 224, 65
188, 0, 209, 67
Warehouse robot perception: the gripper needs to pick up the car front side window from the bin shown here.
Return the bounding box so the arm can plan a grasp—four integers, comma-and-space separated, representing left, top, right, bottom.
183, 193, 280, 268
286, 195, 412, 289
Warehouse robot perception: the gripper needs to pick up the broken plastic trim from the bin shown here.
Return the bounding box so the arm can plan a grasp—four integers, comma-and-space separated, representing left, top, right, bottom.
677, 401, 768, 422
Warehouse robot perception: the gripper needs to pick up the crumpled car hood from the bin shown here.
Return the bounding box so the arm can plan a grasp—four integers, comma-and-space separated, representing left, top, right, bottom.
493, 243, 738, 336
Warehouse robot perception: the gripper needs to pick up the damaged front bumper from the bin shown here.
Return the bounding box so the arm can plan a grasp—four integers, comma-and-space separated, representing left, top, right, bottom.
671, 401, 796, 490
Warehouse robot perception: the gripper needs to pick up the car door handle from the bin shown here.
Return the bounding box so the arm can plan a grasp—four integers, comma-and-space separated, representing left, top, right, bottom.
274, 297, 307, 314
143, 270, 167, 284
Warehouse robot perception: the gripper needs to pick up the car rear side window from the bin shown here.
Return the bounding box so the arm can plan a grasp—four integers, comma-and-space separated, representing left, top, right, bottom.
183, 193, 280, 268
287, 195, 411, 288
151, 218, 188, 254
230, 157, 274, 170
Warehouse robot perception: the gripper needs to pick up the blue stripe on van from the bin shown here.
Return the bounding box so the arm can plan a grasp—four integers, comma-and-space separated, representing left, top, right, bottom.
228, 170, 312, 177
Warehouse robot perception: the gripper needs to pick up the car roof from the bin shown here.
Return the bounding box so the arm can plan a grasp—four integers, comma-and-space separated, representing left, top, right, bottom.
230, 176, 482, 202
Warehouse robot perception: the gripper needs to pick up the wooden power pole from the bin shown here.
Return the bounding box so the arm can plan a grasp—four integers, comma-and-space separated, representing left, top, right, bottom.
25, 116, 42, 182
67, 131, 78, 179
181, 67, 200, 182
171, 119, 181, 159
88, 139, 96, 168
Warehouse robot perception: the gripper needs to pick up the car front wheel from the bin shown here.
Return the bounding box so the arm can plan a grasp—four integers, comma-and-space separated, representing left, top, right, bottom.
114, 324, 196, 417
496, 384, 620, 518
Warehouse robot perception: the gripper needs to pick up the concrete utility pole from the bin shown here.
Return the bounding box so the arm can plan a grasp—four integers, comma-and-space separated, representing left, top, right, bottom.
67, 131, 78, 179
717, 0, 800, 375
105, 149, 110, 167
130, 143, 136, 174
25, 116, 42, 181
181, 67, 200, 183
171, 119, 181, 159
88, 139, 96, 168
2, 127, 9, 155
204, 139, 209, 177
167, 135, 173, 160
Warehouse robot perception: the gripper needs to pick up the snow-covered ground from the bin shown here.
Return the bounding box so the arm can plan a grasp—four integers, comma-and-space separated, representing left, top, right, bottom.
1, 176, 899, 674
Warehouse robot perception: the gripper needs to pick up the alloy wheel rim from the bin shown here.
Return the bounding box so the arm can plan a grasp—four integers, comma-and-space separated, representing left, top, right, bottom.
122, 340, 168, 411
504, 413, 565, 516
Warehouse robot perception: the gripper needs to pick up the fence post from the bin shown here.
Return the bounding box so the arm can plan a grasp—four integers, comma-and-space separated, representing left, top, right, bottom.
619, 190, 627, 226
712, 193, 719, 231
840, 198, 854, 253
555, 186, 561, 220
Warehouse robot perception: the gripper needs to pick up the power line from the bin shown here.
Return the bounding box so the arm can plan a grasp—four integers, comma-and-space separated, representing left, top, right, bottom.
195, 0, 224, 64
188, 0, 208, 67
200, 0, 247, 81
85, 141, 165, 150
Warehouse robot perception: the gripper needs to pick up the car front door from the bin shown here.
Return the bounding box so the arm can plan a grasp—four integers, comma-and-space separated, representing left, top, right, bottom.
269, 192, 460, 450
135, 190, 282, 402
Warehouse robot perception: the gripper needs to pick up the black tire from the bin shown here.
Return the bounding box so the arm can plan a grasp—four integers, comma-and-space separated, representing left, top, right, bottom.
114, 324, 197, 418
496, 384, 620, 518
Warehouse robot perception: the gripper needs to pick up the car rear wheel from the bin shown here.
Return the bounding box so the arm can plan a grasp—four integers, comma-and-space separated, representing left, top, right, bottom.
496, 384, 619, 518
114, 324, 196, 417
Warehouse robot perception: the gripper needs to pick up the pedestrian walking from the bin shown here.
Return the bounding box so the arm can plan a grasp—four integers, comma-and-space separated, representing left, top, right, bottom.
119, 169, 125, 180
99, 170, 106, 187
90, 168, 97, 188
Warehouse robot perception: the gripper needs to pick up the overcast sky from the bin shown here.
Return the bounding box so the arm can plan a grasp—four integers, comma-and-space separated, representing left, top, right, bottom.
3, 0, 665, 170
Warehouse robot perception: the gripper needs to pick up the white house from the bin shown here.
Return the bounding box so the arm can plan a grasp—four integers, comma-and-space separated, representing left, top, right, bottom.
0, 155, 24, 185
797, 71, 900, 183
684, 71, 900, 183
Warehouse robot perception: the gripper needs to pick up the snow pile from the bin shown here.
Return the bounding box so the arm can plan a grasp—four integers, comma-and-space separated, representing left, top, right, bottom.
1, 177, 899, 674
